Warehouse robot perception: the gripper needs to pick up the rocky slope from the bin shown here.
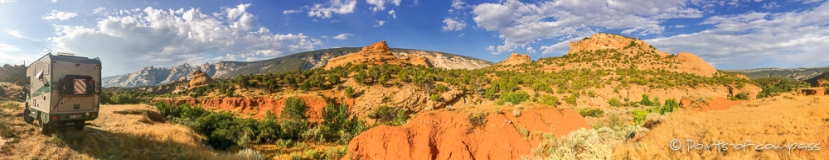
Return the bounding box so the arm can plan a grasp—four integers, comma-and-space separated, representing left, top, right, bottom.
103, 45, 493, 88
731, 66, 829, 80
559, 33, 717, 77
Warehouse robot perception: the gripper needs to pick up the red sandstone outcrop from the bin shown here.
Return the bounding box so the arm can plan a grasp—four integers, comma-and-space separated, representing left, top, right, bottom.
343, 108, 590, 160
325, 41, 407, 69
674, 52, 717, 77
188, 70, 213, 88
496, 53, 531, 66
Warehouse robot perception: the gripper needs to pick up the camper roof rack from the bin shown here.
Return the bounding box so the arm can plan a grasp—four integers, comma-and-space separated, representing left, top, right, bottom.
56, 52, 75, 56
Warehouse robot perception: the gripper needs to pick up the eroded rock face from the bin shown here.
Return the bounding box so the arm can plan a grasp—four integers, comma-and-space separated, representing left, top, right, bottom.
188, 70, 213, 88
325, 41, 406, 69
496, 53, 531, 66
162, 96, 329, 122
674, 52, 717, 77
343, 109, 590, 160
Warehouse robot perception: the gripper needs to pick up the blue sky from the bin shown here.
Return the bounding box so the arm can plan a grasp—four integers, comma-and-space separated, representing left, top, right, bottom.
1, 0, 828, 77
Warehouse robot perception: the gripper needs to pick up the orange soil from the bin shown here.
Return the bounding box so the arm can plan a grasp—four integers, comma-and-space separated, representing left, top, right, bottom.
680, 97, 747, 112
342, 108, 590, 160
164, 95, 333, 122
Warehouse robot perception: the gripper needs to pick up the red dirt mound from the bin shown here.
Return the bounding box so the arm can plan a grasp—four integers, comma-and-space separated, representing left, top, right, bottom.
679, 97, 745, 111
343, 108, 589, 160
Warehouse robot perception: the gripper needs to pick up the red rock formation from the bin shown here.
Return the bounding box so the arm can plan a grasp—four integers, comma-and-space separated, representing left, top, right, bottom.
496, 53, 531, 66
325, 41, 407, 69
674, 52, 717, 77
343, 108, 590, 160
188, 70, 213, 88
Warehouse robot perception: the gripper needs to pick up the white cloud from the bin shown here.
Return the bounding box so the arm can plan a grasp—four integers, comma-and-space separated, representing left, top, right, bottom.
333, 33, 353, 40
92, 7, 106, 14
308, 0, 357, 19
373, 20, 385, 27
0, 43, 37, 66
3, 28, 26, 39
646, 1, 829, 69
472, 0, 702, 54
366, 0, 402, 12
451, 0, 466, 9
0, 0, 19, 3
49, 3, 321, 75
526, 47, 535, 53
442, 17, 466, 31
0, 43, 19, 52
50, 0, 57, 3
283, 9, 300, 14
42, 10, 78, 21
763, 1, 780, 9
388, 10, 397, 18
672, 25, 686, 28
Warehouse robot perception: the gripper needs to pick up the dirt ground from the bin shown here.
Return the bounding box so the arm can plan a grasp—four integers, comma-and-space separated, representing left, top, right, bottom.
613, 93, 829, 159
0, 102, 240, 160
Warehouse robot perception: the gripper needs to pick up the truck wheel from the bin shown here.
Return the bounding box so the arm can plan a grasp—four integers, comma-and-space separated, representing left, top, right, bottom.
23, 106, 34, 124
74, 122, 85, 130
38, 119, 50, 134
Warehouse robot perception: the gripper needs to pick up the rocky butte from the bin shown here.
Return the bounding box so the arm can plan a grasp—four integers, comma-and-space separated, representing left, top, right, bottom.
324, 41, 409, 69
496, 53, 531, 66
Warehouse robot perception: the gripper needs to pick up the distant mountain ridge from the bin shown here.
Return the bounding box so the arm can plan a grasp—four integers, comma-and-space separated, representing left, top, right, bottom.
729, 66, 829, 80
102, 47, 494, 88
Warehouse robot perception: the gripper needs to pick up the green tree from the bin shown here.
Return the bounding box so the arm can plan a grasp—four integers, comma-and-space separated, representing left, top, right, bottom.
345, 86, 355, 98
608, 98, 622, 107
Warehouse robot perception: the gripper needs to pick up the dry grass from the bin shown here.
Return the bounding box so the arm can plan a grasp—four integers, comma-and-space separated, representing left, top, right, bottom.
613, 93, 829, 159
0, 103, 258, 160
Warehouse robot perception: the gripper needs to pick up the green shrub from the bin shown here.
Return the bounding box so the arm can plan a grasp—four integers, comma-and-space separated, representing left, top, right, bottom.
430, 93, 442, 102
539, 95, 559, 106
608, 98, 622, 107
632, 109, 648, 126
578, 108, 604, 118
496, 91, 530, 105
345, 86, 355, 98
518, 126, 529, 137
661, 98, 680, 114
566, 94, 578, 106
367, 106, 408, 126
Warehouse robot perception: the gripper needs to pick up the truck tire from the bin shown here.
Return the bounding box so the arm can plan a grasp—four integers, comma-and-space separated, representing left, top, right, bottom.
38, 119, 50, 134
23, 105, 34, 124
74, 122, 85, 130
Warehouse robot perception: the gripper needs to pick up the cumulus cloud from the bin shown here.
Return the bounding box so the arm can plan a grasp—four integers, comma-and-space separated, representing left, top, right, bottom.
308, 0, 357, 19
333, 33, 353, 40
373, 20, 385, 27
43, 10, 78, 21
49, 3, 321, 75
526, 47, 535, 53
50, 0, 57, 3
646, 1, 829, 69
442, 18, 466, 31
366, 0, 401, 12
472, 0, 702, 54
388, 10, 397, 18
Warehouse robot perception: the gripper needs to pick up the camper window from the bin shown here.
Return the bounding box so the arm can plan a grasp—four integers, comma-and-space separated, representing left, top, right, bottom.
35, 70, 43, 80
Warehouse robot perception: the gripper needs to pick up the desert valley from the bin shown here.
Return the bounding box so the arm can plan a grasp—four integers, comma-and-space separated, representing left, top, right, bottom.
1, 33, 828, 159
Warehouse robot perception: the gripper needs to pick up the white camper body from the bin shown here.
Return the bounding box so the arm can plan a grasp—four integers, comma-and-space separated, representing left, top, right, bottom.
24, 52, 101, 133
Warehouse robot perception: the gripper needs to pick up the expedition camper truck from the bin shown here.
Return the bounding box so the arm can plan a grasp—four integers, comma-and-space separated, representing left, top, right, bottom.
24, 52, 101, 133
